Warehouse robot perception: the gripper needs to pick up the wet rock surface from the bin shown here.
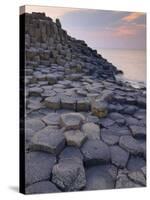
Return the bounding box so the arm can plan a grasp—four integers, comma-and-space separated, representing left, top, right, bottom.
24, 12, 146, 193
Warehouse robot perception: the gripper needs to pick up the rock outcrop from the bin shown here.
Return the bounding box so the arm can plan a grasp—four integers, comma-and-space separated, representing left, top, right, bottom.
24, 12, 146, 193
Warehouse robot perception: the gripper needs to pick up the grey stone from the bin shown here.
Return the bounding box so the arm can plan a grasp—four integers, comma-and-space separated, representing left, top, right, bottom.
125, 116, 139, 126
42, 113, 60, 126
91, 100, 108, 118
25, 151, 56, 185
64, 130, 87, 147
52, 158, 86, 191
60, 112, 85, 130
122, 105, 137, 115
59, 147, 83, 161
84, 165, 115, 190
29, 87, 43, 96
116, 171, 141, 188
45, 96, 60, 109
81, 139, 110, 166
109, 112, 125, 120
77, 98, 90, 111
82, 122, 100, 140
99, 118, 115, 128
30, 126, 65, 154
110, 145, 129, 168
127, 155, 146, 171
141, 166, 146, 177
46, 74, 57, 85
129, 125, 146, 139
119, 135, 144, 155
61, 96, 76, 110
101, 129, 119, 145
25, 181, 60, 194
128, 171, 146, 186
137, 96, 146, 108
25, 118, 45, 132
25, 128, 35, 144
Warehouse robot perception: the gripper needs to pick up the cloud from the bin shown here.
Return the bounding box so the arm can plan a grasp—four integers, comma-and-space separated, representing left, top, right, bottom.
25, 5, 80, 20
122, 12, 145, 22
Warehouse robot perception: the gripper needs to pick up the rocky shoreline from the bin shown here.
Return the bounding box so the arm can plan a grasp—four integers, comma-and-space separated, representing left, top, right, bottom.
24, 12, 146, 194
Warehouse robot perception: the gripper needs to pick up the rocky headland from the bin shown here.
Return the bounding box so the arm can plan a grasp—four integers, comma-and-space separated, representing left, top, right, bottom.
24, 12, 146, 194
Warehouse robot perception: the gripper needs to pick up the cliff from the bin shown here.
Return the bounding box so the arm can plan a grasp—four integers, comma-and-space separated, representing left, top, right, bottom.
25, 12, 122, 81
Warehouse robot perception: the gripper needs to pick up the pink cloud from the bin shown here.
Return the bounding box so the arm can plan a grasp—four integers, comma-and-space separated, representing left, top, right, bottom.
122, 12, 145, 22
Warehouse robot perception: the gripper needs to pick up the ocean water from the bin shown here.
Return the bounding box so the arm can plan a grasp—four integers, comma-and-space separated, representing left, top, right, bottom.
98, 49, 146, 83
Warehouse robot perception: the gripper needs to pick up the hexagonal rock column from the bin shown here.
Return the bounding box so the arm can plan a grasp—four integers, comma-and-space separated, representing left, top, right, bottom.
52, 158, 86, 191
25, 181, 60, 194
61, 96, 76, 110
129, 125, 146, 139
64, 130, 87, 147
29, 126, 65, 154
84, 165, 115, 191
60, 112, 85, 130
44, 96, 60, 110
77, 98, 90, 112
81, 140, 110, 166
25, 151, 56, 186
110, 145, 129, 168
119, 135, 145, 155
25, 118, 45, 132
91, 100, 108, 118
42, 113, 60, 126
46, 74, 58, 85
28, 87, 43, 97
82, 122, 100, 140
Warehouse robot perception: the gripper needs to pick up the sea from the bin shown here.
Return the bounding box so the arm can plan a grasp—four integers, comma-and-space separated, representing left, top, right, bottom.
98, 49, 146, 88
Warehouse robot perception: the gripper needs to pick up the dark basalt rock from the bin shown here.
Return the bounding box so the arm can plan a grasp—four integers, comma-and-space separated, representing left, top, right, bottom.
25, 181, 60, 194
84, 165, 115, 191
81, 139, 110, 166
52, 158, 86, 191
25, 151, 56, 186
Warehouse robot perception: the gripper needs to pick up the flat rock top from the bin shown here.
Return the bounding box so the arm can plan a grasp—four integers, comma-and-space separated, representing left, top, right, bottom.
81, 139, 110, 165
25, 151, 56, 186
60, 112, 85, 130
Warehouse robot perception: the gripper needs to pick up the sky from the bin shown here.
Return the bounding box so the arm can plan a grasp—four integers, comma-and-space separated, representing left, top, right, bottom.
24, 5, 146, 50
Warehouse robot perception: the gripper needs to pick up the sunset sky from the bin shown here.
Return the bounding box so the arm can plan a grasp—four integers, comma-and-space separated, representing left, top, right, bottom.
24, 5, 146, 50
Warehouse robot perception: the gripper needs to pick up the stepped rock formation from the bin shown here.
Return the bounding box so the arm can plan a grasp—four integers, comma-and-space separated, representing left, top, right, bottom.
24, 12, 146, 194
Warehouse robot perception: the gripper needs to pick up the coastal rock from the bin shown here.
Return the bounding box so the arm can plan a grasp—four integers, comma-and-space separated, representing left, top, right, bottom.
110, 145, 129, 168
127, 155, 146, 171
25, 118, 45, 132
59, 147, 83, 161
29, 126, 65, 154
77, 98, 90, 111
44, 96, 60, 109
81, 139, 110, 166
116, 170, 141, 189
64, 130, 87, 147
61, 96, 76, 110
25, 181, 60, 194
128, 171, 146, 186
119, 135, 144, 155
101, 129, 119, 145
129, 125, 146, 139
91, 100, 108, 118
82, 122, 100, 140
29, 87, 43, 96
84, 165, 115, 190
42, 113, 60, 126
52, 158, 86, 191
60, 112, 85, 130
25, 151, 56, 185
